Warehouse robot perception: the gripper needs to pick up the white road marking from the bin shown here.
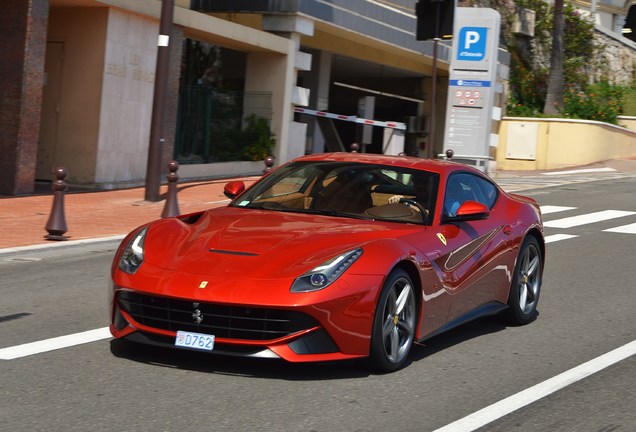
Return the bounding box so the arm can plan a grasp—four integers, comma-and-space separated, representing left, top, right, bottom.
541, 167, 616, 176
0, 327, 112, 360
545, 234, 579, 244
604, 222, 636, 234
433, 339, 636, 432
543, 210, 636, 228
540, 206, 576, 215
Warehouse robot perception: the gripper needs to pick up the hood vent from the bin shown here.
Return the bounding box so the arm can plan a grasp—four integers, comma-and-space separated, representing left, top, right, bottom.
209, 248, 259, 256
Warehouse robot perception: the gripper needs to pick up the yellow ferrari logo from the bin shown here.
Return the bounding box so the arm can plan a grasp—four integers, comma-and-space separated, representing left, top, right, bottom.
437, 233, 447, 246
198, 281, 208, 289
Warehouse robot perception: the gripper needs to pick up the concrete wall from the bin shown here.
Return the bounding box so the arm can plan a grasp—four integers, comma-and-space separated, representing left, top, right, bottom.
618, 115, 636, 131
245, 51, 295, 162
47, 8, 107, 185
497, 117, 636, 170
95, 9, 157, 185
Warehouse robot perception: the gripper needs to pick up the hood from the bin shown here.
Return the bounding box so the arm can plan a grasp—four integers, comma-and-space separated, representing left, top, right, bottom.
142, 206, 422, 279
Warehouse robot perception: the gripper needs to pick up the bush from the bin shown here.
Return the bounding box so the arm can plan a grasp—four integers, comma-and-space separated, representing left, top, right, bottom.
623, 87, 636, 116
560, 82, 624, 124
506, 0, 597, 115
506, 95, 546, 117
240, 114, 276, 161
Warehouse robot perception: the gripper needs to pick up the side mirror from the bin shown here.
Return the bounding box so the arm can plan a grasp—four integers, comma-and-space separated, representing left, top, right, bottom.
455, 201, 490, 220
224, 181, 246, 199
445, 200, 489, 222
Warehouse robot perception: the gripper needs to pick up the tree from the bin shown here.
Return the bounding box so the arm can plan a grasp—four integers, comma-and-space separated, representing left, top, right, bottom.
543, 0, 564, 114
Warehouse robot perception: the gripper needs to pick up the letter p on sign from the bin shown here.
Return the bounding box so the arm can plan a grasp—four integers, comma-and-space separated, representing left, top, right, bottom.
464, 31, 480, 49
457, 27, 487, 61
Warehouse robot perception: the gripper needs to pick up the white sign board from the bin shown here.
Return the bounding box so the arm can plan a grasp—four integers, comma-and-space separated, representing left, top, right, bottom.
443, 8, 501, 170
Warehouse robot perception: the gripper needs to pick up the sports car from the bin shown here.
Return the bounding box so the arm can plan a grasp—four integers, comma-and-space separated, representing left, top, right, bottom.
109, 152, 544, 372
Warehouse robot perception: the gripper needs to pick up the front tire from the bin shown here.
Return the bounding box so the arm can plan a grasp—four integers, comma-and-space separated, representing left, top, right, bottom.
504, 236, 542, 325
368, 269, 417, 372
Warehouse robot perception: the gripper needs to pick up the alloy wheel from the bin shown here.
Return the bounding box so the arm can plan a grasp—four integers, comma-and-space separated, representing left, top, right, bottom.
380, 276, 416, 364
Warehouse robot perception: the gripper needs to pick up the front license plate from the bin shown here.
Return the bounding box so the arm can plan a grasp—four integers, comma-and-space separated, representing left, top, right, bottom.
175, 330, 215, 351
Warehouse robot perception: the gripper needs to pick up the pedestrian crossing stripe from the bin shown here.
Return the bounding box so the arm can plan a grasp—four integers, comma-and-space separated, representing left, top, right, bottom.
540, 206, 576, 215
538, 206, 636, 243
543, 210, 636, 229
604, 223, 636, 235
545, 234, 579, 244
541, 167, 617, 176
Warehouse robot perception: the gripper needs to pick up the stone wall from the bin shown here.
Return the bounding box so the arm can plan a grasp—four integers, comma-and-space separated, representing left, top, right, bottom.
594, 27, 636, 85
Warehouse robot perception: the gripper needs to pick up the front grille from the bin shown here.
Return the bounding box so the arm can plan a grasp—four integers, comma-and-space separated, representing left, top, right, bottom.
117, 291, 318, 341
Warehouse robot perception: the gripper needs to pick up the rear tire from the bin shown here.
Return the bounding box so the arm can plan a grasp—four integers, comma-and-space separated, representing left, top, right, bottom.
368, 269, 417, 372
504, 236, 542, 325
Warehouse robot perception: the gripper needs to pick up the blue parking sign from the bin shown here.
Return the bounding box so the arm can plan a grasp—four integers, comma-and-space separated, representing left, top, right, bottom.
457, 27, 488, 61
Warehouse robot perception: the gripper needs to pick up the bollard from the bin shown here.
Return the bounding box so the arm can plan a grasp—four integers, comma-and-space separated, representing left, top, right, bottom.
44, 167, 69, 241
161, 161, 180, 218
446, 149, 454, 160
263, 156, 275, 175
350, 143, 359, 153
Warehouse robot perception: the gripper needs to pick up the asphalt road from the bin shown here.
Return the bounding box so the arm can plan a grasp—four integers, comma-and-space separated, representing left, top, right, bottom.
1, 177, 635, 432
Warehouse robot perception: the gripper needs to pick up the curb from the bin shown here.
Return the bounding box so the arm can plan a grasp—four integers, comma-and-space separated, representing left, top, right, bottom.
0, 235, 126, 257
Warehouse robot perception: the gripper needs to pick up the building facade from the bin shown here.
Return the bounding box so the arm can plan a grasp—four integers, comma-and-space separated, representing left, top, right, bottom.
4, 1, 633, 195
0, 0, 453, 194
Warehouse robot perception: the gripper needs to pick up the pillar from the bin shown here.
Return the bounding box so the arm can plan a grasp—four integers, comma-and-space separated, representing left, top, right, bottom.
0, 0, 49, 195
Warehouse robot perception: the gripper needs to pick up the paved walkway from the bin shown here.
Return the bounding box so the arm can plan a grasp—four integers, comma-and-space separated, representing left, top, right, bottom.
1, 159, 635, 252
0, 176, 260, 250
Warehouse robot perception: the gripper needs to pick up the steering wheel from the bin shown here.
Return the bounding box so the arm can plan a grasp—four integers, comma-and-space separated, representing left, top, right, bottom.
399, 198, 428, 223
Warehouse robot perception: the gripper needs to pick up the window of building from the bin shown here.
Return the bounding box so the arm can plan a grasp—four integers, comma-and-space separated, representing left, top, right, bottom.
174, 39, 273, 164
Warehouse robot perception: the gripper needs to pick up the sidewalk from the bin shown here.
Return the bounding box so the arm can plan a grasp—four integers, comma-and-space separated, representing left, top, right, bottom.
1, 159, 635, 252
0, 177, 260, 251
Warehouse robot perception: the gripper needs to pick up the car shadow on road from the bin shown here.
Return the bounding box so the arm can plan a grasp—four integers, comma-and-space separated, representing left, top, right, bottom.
109, 339, 369, 380
407, 315, 509, 364
109, 315, 511, 381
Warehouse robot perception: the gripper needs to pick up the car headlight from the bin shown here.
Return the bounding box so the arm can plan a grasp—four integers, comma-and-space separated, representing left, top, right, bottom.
291, 248, 363, 293
118, 227, 148, 274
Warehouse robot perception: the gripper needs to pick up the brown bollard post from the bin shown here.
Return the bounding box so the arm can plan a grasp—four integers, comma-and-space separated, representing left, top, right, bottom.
350, 143, 360, 153
161, 161, 180, 218
44, 167, 69, 241
263, 156, 275, 175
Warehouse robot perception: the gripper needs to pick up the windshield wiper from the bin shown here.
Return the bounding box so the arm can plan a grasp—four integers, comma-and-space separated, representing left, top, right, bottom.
238, 204, 370, 220
311, 209, 369, 220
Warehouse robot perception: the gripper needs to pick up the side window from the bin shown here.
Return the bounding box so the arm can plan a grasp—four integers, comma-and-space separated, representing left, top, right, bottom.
472, 175, 498, 208
443, 173, 498, 217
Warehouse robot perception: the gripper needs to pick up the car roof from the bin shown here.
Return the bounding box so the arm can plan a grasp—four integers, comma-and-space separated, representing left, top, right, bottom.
293, 152, 482, 177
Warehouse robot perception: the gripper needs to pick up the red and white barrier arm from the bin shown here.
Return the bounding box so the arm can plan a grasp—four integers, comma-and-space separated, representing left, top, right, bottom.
294, 107, 406, 131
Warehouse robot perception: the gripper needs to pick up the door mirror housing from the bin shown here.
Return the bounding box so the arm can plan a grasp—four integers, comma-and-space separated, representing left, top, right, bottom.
444, 200, 489, 222
224, 181, 246, 199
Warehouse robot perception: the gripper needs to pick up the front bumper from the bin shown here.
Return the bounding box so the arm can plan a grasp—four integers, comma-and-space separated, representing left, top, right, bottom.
109, 272, 383, 362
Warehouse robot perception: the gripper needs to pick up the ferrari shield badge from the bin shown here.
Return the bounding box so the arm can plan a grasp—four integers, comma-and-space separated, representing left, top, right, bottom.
437, 233, 447, 246
198, 281, 208, 289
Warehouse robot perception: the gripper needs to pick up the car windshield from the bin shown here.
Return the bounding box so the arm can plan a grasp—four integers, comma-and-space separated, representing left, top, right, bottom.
229, 161, 439, 225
